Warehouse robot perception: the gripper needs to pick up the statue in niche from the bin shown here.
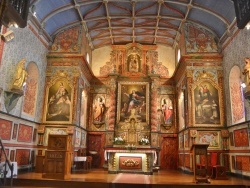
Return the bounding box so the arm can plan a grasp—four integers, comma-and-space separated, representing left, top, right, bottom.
11, 58, 28, 92
93, 96, 106, 126
243, 57, 250, 86
127, 53, 140, 72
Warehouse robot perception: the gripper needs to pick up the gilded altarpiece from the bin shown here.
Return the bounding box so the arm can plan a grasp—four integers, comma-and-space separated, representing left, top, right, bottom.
189, 69, 224, 126
42, 64, 80, 124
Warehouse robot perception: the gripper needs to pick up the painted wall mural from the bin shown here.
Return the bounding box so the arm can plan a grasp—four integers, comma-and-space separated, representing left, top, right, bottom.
50, 26, 82, 53
197, 131, 220, 148
184, 23, 219, 53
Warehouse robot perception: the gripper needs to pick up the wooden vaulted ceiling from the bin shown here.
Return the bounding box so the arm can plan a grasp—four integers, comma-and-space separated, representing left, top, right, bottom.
30, 0, 236, 49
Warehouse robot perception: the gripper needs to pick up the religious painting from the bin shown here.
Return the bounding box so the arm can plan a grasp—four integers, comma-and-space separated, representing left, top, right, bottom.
117, 82, 149, 125
160, 95, 174, 129
80, 89, 87, 129
44, 79, 73, 123
12, 123, 18, 140
178, 91, 185, 131
17, 124, 33, 142
197, 131, 220, 148
127, 53, 141, 72
0, 119, 12, 140
193, 81, 220, 125
92, 94, 106, 128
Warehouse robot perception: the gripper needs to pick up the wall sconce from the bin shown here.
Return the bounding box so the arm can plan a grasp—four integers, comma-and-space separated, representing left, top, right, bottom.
246, 22, 250, 30
1, 30, 14, 42
241, 82, 246, 88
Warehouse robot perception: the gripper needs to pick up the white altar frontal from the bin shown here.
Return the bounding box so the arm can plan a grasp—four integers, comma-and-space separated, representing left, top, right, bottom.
105, 148, 157, 175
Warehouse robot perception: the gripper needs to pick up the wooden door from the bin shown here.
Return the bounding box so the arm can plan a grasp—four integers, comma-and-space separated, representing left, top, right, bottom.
87, 133, 105, 168
160, 137, 178, 170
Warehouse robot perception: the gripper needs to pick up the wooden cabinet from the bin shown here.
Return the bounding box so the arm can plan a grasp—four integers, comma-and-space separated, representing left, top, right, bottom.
42, 134, 72, 180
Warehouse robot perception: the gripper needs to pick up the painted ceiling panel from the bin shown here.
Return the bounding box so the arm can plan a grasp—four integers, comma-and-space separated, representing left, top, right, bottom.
30, 0, 238, 49
46, 10, 80, 35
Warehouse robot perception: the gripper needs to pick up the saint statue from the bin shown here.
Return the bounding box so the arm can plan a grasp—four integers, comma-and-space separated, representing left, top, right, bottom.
128, 54, 139, 72
243, 58, 250, 86
11, 58, 28, 92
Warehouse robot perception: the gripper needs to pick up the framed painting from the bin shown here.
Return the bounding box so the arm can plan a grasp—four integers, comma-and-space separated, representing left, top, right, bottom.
12, 123, 18, 140
160, 95, 174, 129
197, 131, 220, 148
193, 80, 222, 126
80, 89, 87, 129
178, 91, 185, 131
117, 81, 149, 125
43, 79, 73, 123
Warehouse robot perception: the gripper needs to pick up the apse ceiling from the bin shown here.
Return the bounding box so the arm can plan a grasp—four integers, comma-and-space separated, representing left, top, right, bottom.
30, 0, 237, 49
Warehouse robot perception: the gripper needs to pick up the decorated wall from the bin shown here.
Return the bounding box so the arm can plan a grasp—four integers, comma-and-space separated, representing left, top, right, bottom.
222, 27, 250, 176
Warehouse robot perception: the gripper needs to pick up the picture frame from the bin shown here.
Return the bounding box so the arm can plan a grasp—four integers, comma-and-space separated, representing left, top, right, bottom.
197, 131, 220, 149
117, 81, 149, 125
192, 80, 222, 126
43, 79, 73, 123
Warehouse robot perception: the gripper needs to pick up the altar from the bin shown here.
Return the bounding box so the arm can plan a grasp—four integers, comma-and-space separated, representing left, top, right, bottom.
105, 148, 157, 175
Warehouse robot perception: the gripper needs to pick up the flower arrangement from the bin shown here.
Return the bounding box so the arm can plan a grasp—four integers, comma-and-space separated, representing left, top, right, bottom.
139, 137, 150, 145
113, 136, 125, 145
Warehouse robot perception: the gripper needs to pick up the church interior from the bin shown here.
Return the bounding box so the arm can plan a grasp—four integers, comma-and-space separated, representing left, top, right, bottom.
1, 0, 250, 187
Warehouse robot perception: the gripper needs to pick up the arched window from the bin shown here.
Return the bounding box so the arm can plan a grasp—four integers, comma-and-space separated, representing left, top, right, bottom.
86, 53, 90, 64
229, 66, 245, 124
22, 62, 39, 117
